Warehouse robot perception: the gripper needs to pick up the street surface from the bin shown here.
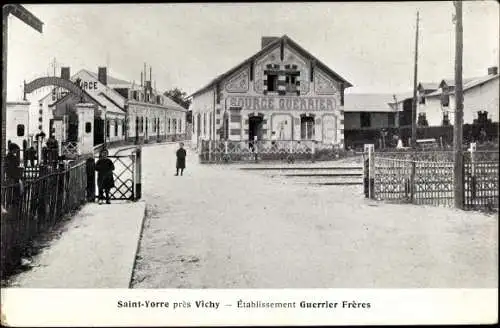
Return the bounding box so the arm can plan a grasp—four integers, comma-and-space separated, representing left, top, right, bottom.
132, 143, 498, 288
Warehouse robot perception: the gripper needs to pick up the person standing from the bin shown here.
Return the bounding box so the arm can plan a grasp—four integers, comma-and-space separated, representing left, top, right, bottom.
175, 142, 187, 176
95, 150, 115, 204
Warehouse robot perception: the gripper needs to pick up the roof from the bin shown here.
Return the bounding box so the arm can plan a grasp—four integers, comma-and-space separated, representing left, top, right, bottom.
343, 93, 399, 112
418, 82, 439, 91
427, 74, 499, 97
76, 69, 186, 111
190, 34, 353, 98
48, 89, 106, 109
84, 69, 131, 86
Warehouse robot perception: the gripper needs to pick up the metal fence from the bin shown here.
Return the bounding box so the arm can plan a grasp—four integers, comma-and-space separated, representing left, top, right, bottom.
364, 145, 499, 212
1, 161, 87, 278
198, 140, 347, 163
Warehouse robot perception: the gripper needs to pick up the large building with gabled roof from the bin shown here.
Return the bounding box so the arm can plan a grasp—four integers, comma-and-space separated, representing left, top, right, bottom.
189, 35, 352, 146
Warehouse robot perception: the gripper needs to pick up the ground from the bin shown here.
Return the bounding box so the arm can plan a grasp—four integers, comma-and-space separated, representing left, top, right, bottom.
131, 143, 498, 288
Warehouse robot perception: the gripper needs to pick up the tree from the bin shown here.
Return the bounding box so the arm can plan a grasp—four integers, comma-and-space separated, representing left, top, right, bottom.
163, 88, 192, 123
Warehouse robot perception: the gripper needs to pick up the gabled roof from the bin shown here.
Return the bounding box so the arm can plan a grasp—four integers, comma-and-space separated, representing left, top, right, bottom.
189, 34, 353, 98
48, 88, 106, 109
83, 69, 131, 86
343, 93, 399, 112
417, 82, 439, 91
439, 77, 479, 88
427, 74, 499, 97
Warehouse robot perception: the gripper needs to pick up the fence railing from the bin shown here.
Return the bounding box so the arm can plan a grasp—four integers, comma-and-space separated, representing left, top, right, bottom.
364, 144, 499, 212
1, 161, 88, 278
198, 139, 347, 163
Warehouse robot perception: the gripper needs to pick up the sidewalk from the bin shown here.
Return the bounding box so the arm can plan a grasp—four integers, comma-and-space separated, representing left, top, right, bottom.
7, 200, 146, 288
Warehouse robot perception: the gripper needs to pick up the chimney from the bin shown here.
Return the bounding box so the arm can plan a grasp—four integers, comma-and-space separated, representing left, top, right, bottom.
98, 67, 107, 85
61, 67, 70, 80
261, 36, 279, 49
487, 66, 498, 75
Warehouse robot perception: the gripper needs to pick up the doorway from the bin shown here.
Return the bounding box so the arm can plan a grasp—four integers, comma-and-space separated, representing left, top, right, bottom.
249, 114, 264, 142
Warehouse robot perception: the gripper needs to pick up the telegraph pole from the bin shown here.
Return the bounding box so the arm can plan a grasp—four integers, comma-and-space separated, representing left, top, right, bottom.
453, 1, 464, 209
411, 11, 420, 149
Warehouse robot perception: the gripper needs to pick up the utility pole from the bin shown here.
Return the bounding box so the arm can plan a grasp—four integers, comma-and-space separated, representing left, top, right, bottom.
411, 11, 420, 149
2, 5, 43, 182
453, 1, 464, 209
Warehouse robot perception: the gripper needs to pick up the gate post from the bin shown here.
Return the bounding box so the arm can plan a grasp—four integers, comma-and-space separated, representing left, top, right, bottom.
208, 140, 212, 163
469, 142, 476, 201
364, 144, 375, 199
224, 140, 228, 155
135, 147, 142, 200
311, 141, 316, 163
85, 157, 96, 202
410, 160, 416, 204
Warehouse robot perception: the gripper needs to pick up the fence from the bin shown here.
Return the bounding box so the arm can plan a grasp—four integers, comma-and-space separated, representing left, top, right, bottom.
1, 160, 88, 278
363, 144, 499, 212
198, 140, 347, 163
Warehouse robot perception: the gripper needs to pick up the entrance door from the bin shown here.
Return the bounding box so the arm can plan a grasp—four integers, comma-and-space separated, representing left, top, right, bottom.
249, 115, 264, 142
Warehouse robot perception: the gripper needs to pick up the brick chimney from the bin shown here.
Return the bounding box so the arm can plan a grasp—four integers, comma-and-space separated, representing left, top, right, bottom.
487, 66, 498, 75
61, 67, 70, 80
98, 67, 107, 85
261, 36, 279, 49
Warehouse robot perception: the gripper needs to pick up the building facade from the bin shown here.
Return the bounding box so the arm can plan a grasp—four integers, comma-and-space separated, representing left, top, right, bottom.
7, 66, 187, 156
417, 67, 499, 127
190, 35, 352, 147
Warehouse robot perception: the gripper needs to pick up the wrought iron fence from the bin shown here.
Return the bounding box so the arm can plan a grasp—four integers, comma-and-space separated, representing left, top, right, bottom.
198, 140, 346, 163
62, 141, 79, 158
1, 161, 88, 278
364, 146, 499, 212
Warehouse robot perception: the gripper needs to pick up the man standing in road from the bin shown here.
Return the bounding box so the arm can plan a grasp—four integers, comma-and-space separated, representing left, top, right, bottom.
175, 142, 186, 176
95, 149, 115, 204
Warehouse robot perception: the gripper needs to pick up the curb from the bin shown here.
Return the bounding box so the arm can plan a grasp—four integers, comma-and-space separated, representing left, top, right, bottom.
128, 200, 147, 289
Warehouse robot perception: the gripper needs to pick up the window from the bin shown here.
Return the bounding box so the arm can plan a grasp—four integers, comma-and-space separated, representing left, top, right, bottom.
419, 94, 426, 104
441, 93, 449, 107
122, 120, 126, 136
300, 116, 315, 140
442, 112, 450, 126
179, 119, 182, 132
266, 73, 278, 92
17, 124, 25, 137
140, 117, 144, 133
168, 118, 171, 133
106, 120, 110, 137
360, 112, 371, 128
417, 113, 429, 126
285, 72, 299, 93
173, 119, 177, 134
85, 122, 92, 134
203, 113, 207, 135
115, 119, 118, 136
388, 113, 396, 127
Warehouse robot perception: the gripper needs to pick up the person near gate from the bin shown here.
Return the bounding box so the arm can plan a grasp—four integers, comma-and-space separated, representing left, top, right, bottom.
95, 149, 115, 204
175, 142, 187, 176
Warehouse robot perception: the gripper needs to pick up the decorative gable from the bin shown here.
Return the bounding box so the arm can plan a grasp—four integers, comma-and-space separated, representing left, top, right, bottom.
283, 45, 310, 95
224, 66, 250, 93
253, 45, 281, 94
314, 68, 340, 95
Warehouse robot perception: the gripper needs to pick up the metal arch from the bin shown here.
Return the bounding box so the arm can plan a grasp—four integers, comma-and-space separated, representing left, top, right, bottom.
24, 76, 91, 101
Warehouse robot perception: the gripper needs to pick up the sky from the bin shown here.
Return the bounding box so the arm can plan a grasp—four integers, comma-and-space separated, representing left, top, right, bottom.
5, 2, 499, 101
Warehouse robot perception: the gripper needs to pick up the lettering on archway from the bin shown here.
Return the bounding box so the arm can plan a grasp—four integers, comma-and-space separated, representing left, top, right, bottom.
24, 76, 93, 102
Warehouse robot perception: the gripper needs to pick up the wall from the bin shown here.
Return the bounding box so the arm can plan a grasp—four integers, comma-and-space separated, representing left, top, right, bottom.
344, 112, 393, 129
6, 101, 30, 149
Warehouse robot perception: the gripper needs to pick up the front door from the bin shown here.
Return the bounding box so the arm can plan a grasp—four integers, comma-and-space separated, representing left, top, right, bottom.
248, 115, 263, 142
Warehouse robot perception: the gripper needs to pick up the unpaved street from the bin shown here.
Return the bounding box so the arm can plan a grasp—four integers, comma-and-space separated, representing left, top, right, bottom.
132, 144, 498, 288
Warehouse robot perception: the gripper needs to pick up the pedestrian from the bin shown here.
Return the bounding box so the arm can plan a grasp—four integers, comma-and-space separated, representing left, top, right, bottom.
95, 149, 115, 204
175, 142, 187, 176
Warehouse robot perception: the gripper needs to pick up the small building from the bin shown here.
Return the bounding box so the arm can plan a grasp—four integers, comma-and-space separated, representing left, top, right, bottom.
5, 101, 30, 149
189, 35, 352, 147
417, 66, 499, 126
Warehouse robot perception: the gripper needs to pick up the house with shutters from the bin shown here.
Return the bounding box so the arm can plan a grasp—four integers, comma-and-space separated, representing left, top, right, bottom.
416, 66, 499, 127
189, 35, 352, 147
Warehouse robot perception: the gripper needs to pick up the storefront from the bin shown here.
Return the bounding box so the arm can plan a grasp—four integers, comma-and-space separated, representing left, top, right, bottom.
190, 35, 352, 148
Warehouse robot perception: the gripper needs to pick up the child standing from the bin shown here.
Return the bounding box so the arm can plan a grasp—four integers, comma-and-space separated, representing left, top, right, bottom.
175, 142, 187, 176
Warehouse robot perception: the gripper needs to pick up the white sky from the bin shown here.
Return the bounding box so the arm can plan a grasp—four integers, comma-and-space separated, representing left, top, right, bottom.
6, 2, 499, 101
